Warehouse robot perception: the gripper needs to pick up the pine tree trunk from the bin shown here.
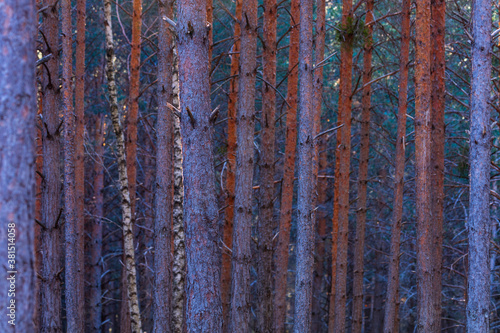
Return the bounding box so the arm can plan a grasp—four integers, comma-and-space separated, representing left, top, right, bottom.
222, 1, 242, 329
383, 0, 411, 330
257, 0, 277, 328
61, 0, 84, 329
328, 140, 340, 331
172, 61, 186, 333
414, 0, 434, 329
352, 1, 373, 331
293, 0, 315, 328
153, 0, 174, 330
0, 1, 36, 331
273, 0, 299, 329
40, 0, 63, 330
176, 0, 223, 329
332, 0, 354, 330
467, 0, 492, 330
229, 0, 258, 327
430, 0, 445, 329
104, 1, 143, 331
311, 0, 326, 328
86, 114, 105, 332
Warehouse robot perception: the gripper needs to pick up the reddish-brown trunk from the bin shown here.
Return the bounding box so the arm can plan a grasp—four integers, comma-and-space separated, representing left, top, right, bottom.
39, 1, 63, 331
414, 0, 434, 329
383, 0, 411, 330
222, 1, 242, 329
332, 0, 354, 330
86, 114, 105, 332
430, 0, 445, 329
62, 0, 84, 329
257, 0, 277, 328
273, 0, 299, 329
311, 0, 326, 328
352, 1, 373, 331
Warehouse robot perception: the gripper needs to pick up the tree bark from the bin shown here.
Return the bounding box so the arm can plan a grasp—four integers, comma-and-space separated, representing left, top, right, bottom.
222, 1, 242, 329
172, 61, 186, 333
332, 0, 354, 330
311, 0, 326, 328
104, 0, 143, 331
39, 0, 63, 331
176, 0, 223, 329
273, 0, 299, 329
429, 0, 445, 329
153, 0, 174, 331
293, 0, 315, 329
415, 0, 434, 329
229, 0, 258, 327
383, 0, 410, 330
352, 2, 373, 331
61, 0, 85, 329
0, 0, 36, 331
86, 114, 105, 332
467, 0, 492, 330
257, 0, 277, 328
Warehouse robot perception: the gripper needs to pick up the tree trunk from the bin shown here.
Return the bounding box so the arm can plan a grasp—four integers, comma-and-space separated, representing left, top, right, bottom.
273, 0, 299, 329
467, 0, 492, 330
311, 0, 326, 328
352, 1, 373, 331
383, 0, 410, 330
0, 0, 36, 331
332, 0, 354, 330
104, 0, 143, 331
176, 0, 223, 329
86, 114, 105, 332
153, 0, 175, 331
222, 0, 242, 329
229, 0, 258, 327
172, 61, 186, 333
39, 1, 63, 331
293, 0, 315, 328
414, 0, 436, 329
75, 0, 86, 309
430, 0, 445, 329
61, 0, 84, 329
257, 0, 277, 329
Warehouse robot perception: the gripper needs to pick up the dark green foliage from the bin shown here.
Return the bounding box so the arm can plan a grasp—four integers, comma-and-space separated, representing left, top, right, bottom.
334, 15, 369, 48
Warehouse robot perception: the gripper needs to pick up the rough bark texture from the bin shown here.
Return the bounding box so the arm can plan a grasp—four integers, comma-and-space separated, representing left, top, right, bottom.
172, 61, 186, 333
467, 0, 492, 330
0, 0, 36, 331
352, 2, 373, 331
273, 0, 299, 329
75, 0, 86, 323
229, 0, 258, 328
311, 0, 326, 328
332, 0, 354, 330
39, 1, 63, 331
429, 0, 445, 329
383, 0, 410, 330
415, 0, 434, 329
176, 0, 223, 329
153, 0, 174, 331
126, 0, 142, 219
222, 0, 242, 329
293, 0, 315, 329
62, 0, 85, 329
257, 0, 277, 329
104, 1, 143, 331
86, 114, 105, 332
